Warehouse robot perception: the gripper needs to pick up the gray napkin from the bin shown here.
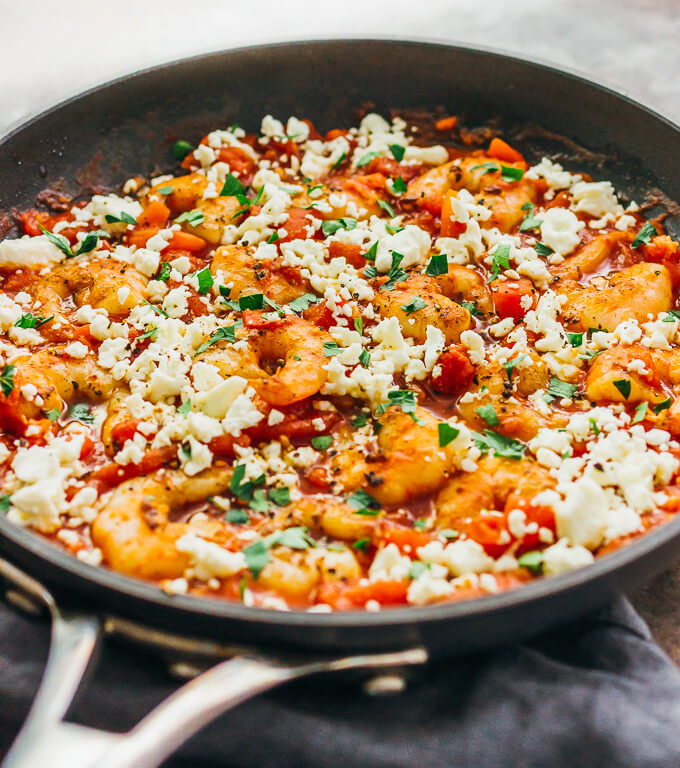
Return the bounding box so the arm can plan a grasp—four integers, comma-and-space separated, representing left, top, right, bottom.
2, 597, 680, 768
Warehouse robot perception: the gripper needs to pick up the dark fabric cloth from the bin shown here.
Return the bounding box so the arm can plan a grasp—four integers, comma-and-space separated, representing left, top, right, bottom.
2, 597, 680, 768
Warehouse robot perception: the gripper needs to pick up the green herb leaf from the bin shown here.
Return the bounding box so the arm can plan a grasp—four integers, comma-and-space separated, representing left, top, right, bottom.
226, 508, 250, 524
382, 251, 407, 290
194, 267, 214, 295
500, 165, 524, 182
323, 341, 341, 357
0, 364, 15, 397
488, 243, 511, 281
72, 230, 109, 257
14, 313, 53, 329
518, 550, 543, 574
377, 200, 396, 218
268, 487, 291, 507
239, 294, 265, 311
356, 151, 379, 167
389, 144, 406, 162
364, 241, 378, 262
566, 331, 584, 347
389, 177, 408, 195
631, 221, 658, 249
364, 264, 378, 279
662, 310, 680, 322
400, 296, 427, 315
311, 435, 333, 451
472, 429, 526, 460
321, 218, 357, 237
408, 561, 429, 579
288, 293, 319, 313
268, 526, 316, 550
519, 213, 543, 233
143, 299, 168, 318
104, 211, 137, 225
347, 489, 381, 514
38, 224, 73, 258
475, 404, 499, 426
413, 519, 428, 531
248, 487, 270, 513
195, 324, 238, 355
356, 348, 370, 368
613, 379, 632, 399
331, 151, 347, 170
0, 494, 10, 513
354, 317, 364, 335
470, 162, 499, 175
351, 413, 368, 428
438, 423, 460, 447
221, 173, 246, 197
461, 300, 483, 317
353, 537, 371, 552
502, 354, 526, 381
172, 140, 193, 160
157, 186, 174, 195
439, 529, 459, 540
68, 403, 94, 424
632, 402, 648, 424
45, 408, 60, 421
654, 397, 672, 414
547, 377, 577, 400
267, 232, 280, 244
175, 209, 205, 227
230, 464, 265, 502
156, 261, 172, 282
535, 242, 554, 257
177, 399, 191, 417
244, 540, 269, 578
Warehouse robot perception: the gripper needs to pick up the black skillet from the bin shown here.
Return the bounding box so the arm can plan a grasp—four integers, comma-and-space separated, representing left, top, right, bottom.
1, 38, 680, 768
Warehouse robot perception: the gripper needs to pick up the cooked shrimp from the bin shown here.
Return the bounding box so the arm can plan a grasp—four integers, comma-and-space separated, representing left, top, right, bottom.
478, 180, 538, 233
269, 496, 377, 541
457, 357, 558, 441
187, 197, 243, 245
210, 244, 309, 304
372, 274, 471, 344
434, 264, 494, 314
149, 172, 208, 214
406, 160, 457, 213
435, 456, 555, 529
325, 407, 460, 507
557, 262, 672, 331
248, 316, 330, 405
586, 345, 669, 405
92, 467, 232, 579
10, 347, 113, 420
552, 232, 627, 281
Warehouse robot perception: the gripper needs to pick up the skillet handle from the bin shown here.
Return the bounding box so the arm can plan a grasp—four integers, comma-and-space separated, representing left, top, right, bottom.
1, 559, 427, 768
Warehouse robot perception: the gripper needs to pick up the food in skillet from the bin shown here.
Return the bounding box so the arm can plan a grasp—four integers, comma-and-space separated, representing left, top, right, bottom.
1, 112, 679, 611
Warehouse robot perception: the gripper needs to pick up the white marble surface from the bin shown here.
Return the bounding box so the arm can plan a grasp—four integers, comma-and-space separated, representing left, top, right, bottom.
1, 0, 679, 136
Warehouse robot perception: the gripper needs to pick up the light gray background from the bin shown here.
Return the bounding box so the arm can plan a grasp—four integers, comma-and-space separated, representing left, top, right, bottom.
2, 0, 680, 657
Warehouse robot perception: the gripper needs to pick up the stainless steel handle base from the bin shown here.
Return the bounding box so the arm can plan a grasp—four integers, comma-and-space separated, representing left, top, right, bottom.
1, 559, 427, 768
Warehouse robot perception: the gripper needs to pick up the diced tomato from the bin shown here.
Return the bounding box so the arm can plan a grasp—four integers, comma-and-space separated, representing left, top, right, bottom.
430, 345, 475, 395
325, 128, 348, 142
137, 200, 170, 228
242, 310, 287, 329
328, 241, 365, 269
488, 138, 524, 164
88, 446, 177, 492
303, 300, 335, 330
376, 525, 434, 553
18, 209, 47, 236
319, 579, 409, 610
440, 191, 467, 238
435, 116, 458, 132
110, 419, 140, 447
246, 410, 338, 444
278, 207, 317, 243
166, 231, 207, 252
79, 434, 96, 460
406, 164, 451, 216
464, 512, 511, 558
545, 190, 571, 209
503, 496, 556, 554
208, 434, 250, 458
126, 226, 159, 249
216, 146, 257, 176
490, 277, 537, 321
72, 324, 95, 345
645, 234, 680, 288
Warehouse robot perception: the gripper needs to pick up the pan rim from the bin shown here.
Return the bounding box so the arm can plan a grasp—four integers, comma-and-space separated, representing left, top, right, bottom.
2, 36, 680, 632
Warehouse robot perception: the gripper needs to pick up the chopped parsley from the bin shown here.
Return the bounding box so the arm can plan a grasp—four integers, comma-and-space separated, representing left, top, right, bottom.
389, 144, 405, 161
519, 212, 543, 233
177, 400, 192, 417
104, 211, 137, 225
14, 313, 52, 329
267, 232, 280, 244
221, 173, 246, 197
613, 379, 632, 399
359, 348, 371, 368
364, 241, 378, 262
321, 218, 357, 237
547, 377, 578, 400
238, 294, 265, 311
354, 317, 364, 335
353, 538, 371, 552
226, 509, 250, 525
461, 300, 483, 317
381, 252, 408, 290
331, 151, 347, 170
351, 413, 368, 428
475, 404, 499, 426
377, 199, 396, 218
243, 540, 269, 578
375, 389, 422, 423
631, 221, 658, 249
0, 494, 10, 513
310, 435, 333, 451
400, 296, 427, 315
0, 365, 15, 397
268, 487, 291, 507
438, 423, 460, 447
500, 165, 524, 182
502, 354, 526, 381
425, 253, 449, 277
356, 151, 379, 167
45, 408, 61, 422
230, 464, 265, 502
68, 403, 94, 424
389, 177, 408, 195
518, 551, 543, 574
194, 267, 214, 295
488, 243, 511, 281
175, 209, 205, 227
654, 397, 672, 414
472, 430, 526, 460
632, 402, 648, 424
323, 341, 342, 357
288, 293, 319, 313
194, 323, 239, 355
156, 261, 172, 282
470, 161, 499, 174
566, 331, 584, 347
535, 242, 554, 257
347, 489, 381, 516
408, 561, 429, 580
143, 300, 168, 318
